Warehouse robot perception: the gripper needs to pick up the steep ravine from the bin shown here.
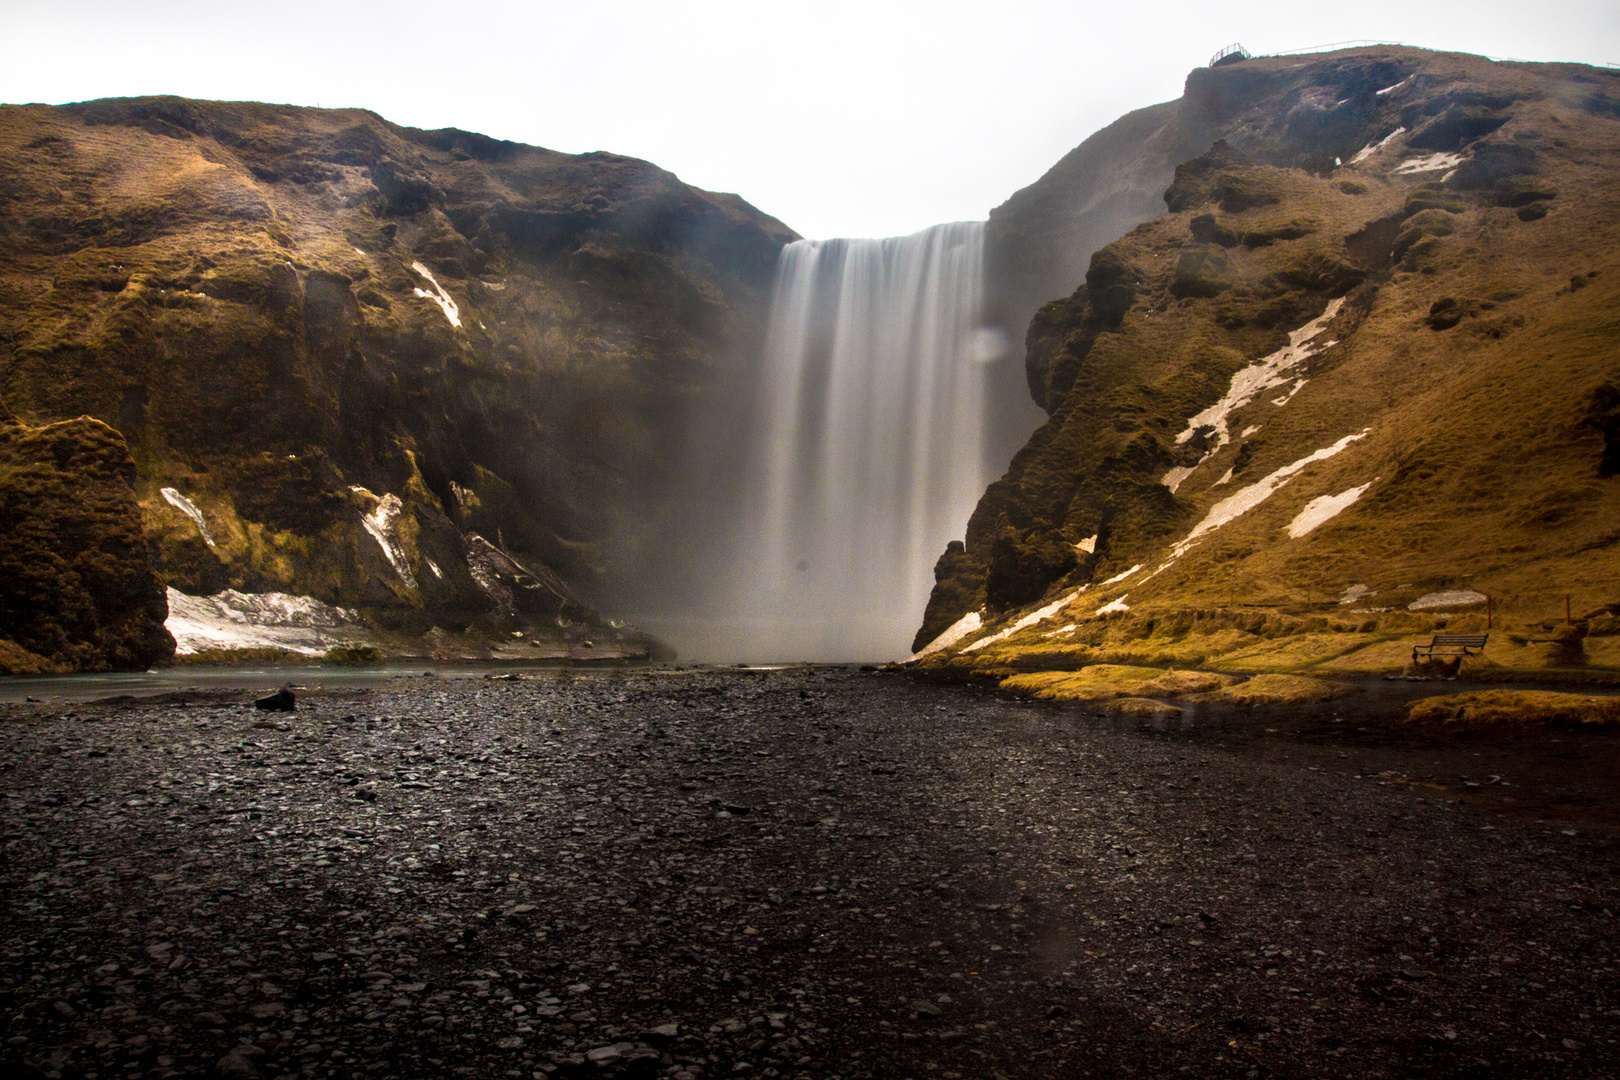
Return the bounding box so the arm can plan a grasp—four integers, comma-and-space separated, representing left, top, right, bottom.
0, 98, 794, 671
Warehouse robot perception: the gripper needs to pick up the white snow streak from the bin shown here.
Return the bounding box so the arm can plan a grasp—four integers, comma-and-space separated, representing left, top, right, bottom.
1350, 126, 1407, 163
1393, 152, 1463, 175
1099, 564, 1142, 586
1409, 589, 1488, 611
1172, 298, 1344, 470
960, 590, 1082, 653
1339, 583, 1373, 606
1076, 534, 1098, 555
911, 610, 983, 659
1161, 465, 1196, 493
356, 490, 417, 589
164, 587, 366, 656
1171, 429, 1372, 559
1286, 480, 1376, 538
411, 262, 461, 328
160, 488, 215, 547
1095, 595, 1130, 615
1376, 76, 1413, 96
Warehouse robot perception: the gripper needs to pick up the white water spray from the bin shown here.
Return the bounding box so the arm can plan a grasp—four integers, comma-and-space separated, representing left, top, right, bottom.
712, 221, 997, 661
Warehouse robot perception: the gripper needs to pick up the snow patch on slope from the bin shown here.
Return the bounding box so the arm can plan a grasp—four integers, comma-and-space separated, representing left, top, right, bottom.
165, 587, 366, 656
911, 611, 984, 659
1100, 564, 1142, 586
411, 262, 461, 328
351, 488, 417, 589
1169, 298, 1344, 482
1171, 429, 1371, 559
160, 488, 215, 547
1393, 152, 1463, 175
960, 590, 1082, 654
1286, 480, 1376, 538
1351, 126, 1406, 163
1409, 590, 1488, 611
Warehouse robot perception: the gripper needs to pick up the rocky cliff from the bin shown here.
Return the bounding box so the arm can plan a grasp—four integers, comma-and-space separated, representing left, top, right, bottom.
918, 46, 1620, 659
0, 97, 794, 668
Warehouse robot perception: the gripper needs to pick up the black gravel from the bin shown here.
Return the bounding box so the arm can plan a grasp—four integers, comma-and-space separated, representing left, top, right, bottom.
2, 667, 1617, 1079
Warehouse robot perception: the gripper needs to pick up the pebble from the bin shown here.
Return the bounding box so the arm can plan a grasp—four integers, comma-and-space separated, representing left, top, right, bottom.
0, 667, 1613, 1079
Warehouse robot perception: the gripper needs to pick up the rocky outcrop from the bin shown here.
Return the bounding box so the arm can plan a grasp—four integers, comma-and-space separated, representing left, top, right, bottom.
918, 47, 1620, 653
0, 410, 173, 672
0, 98, 795, 666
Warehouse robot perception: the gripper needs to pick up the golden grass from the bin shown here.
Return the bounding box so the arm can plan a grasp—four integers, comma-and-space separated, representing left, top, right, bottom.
1407, 690, 1620, 726
171, 647, 301, 666
1000, 664, 1238, 702
0, 637, 57, 676
1206, 632, 1384, 672
1105, 697, 1184, 717
1317, 638, 1431, 673
1206, 673, 1353, 705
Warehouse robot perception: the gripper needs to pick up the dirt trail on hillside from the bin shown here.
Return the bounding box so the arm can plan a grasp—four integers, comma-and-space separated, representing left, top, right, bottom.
2, 669, 1617, 1079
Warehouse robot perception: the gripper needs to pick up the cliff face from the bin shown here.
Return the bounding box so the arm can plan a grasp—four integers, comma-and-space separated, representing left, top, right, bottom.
0, 410, 173, 673
918, 47, 1620, 652
0, 97, 794, 666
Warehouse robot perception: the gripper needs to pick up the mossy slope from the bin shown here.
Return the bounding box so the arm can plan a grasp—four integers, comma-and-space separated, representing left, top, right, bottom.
919, 48, 1620, 665
0, 98, 795, 666
0, 411, 173, 671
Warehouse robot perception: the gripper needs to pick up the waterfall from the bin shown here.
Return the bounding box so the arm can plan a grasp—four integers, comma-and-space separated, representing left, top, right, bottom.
718, 221, 998, 661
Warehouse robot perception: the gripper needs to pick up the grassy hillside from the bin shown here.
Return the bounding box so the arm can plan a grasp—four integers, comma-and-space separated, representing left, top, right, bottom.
0, 98, 794, 667
916, 47, 1620, 681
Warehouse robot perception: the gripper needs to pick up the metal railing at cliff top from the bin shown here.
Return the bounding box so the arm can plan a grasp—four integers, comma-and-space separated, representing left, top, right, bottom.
1237, 38, 1617, 68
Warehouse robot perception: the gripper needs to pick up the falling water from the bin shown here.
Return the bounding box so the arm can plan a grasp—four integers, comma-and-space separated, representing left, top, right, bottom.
715, 221, 998, 661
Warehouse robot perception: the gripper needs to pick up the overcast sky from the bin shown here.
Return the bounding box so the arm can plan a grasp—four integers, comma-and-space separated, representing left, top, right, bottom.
5, 1, 1617, 239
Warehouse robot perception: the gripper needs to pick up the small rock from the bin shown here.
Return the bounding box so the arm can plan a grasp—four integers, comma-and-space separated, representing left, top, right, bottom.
253, 688, 296, 712
217, 1046, 265, 1079
194, 1011, 228, 1028
586, 1041, 632, 1065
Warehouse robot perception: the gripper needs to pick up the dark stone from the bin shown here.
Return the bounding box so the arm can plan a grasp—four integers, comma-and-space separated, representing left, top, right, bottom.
986, 526, 1078, 611
1408, 106, 1509, 151
1584, 381, 1620, 477
1190, 215, 1241, 248
1163, 140, 1252, 213
254, 687, 296, 711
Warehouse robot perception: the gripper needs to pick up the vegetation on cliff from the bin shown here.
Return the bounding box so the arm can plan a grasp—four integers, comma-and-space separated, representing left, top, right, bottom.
0, 409, 172, 672
0, 97, 794, 668
918, 47, 1620, 685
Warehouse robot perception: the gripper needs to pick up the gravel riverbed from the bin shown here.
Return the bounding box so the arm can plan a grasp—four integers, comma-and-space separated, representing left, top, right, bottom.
2, 667, 1617, 1079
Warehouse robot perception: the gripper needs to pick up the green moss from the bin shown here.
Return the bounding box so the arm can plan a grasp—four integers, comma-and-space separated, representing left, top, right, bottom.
0, 416, 173, 671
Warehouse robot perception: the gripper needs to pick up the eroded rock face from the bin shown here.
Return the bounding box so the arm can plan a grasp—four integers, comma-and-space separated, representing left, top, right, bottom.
0, 98, 795, 664
0, 412, 174, 672
918, 47, 1620, 652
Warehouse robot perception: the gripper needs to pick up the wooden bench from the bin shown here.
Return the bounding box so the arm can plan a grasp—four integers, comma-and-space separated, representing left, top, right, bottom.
1412, 633, 1489, 662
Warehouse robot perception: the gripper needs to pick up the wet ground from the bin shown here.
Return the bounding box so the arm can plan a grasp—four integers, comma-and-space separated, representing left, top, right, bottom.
2, 667, 1617, 1079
